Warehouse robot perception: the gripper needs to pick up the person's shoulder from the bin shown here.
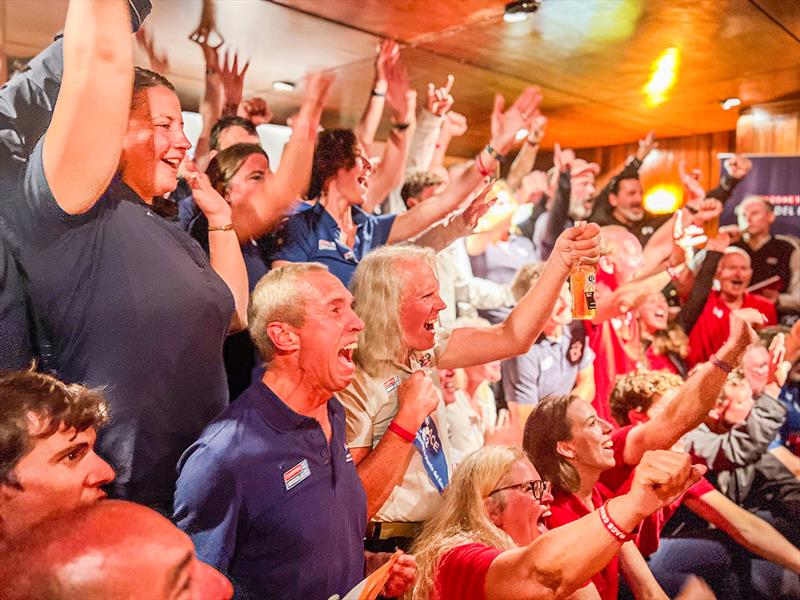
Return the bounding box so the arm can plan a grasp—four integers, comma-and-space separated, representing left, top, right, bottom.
773, 234, 799, 252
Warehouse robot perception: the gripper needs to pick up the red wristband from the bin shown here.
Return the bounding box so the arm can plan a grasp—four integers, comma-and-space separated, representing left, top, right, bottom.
475, 152, 493, 178
598, 501, 632, 544
666, 266, 679, 280
388, 421, 416, 443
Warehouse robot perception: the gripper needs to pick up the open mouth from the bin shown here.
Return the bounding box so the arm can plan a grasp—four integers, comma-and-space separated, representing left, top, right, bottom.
337, 342, 357, 370
730, 279, 744, 286
537, 507, 550, 534
161, 157, 181, 171
601, 439, 614, 454
653, 309, 667, 320
423, 317, 437, 333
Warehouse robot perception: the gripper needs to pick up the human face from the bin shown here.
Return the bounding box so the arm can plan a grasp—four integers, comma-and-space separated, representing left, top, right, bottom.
604, 230, 645, 284
405, 184, 440, 209
225, 153, 271, 211
438, 369, 457, 405
738, 199, 774, 238
720, 380, 755, 426
464, 360, 502, 386
639, 293, 670, 335
294, 271, 364, 393
156, 528, 233, 600
217, 126, 260, 152
489, 459, 554, 546
120, 86, 191, 199
716, 252, 752, 302
563, 399, 616, 472
0, 425, 114, 539
610, 178, 644, 225
742, 345, 770, 395
332, 145, 372, 206
568, 173, 597, 221
398, 260, 447, 352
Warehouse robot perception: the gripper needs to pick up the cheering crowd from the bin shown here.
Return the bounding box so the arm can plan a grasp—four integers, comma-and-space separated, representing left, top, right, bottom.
0, 1, 798, 599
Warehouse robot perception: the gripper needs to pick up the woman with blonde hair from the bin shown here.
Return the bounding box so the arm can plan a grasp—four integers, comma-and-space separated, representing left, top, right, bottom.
409, 444, 706, 600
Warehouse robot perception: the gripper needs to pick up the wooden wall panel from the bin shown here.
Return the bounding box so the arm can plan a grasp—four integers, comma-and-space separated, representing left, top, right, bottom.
736, 99, 800, 155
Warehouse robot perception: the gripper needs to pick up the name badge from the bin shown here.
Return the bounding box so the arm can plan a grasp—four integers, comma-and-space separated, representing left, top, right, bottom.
318, 239, 337, 251
712, 306, 725, 319
541, 355, 554, 371
383, 376, 400, 394
283, 459, 311, 491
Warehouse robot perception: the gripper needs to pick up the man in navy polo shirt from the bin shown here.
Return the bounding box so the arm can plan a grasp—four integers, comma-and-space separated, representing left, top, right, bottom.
173, 263, 415, 600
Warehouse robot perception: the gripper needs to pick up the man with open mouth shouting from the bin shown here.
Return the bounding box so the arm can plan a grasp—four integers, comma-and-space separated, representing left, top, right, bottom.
688, 246, 776, 367
338, 222, 600, 553
173, 263, 415, 600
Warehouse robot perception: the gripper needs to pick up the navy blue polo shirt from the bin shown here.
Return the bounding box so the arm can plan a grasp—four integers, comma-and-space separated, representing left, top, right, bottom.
0, 217, 31, 373
269, 202, 395, 286
173, 380, 367, 600
4, 138, 234, 510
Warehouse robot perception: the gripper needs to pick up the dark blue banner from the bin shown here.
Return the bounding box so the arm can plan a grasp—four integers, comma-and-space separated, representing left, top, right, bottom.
719, 155, 800, 237
414, 416, 449, 493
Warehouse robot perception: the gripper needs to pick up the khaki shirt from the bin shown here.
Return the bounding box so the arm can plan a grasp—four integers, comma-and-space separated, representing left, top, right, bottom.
337, 335, 453, 523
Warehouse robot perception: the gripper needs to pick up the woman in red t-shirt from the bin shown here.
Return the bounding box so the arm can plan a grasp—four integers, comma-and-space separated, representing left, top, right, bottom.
409, 445, 704, 600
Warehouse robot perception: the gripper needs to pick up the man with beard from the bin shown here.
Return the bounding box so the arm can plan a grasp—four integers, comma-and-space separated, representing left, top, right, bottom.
688, 247, 776, 367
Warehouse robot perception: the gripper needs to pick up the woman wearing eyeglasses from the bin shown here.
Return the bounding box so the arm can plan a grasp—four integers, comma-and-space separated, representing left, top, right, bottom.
409, 444, 706, 600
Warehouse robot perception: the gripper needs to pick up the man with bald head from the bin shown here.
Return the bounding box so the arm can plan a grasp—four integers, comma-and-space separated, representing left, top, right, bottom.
688, 247, 777, 366
0, 500, 232, 600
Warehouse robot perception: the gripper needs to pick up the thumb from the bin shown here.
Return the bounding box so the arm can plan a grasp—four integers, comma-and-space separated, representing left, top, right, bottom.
493, 94, 505, 116
688, 464, 707, 486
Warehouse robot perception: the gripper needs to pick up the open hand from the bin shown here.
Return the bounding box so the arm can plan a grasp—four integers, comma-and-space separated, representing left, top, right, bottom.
291, 71, 334, 140
490, 87, 542, 156
136, 27, 169, 74
462, 179, 497, 229
220, 49, 250, 112
636, 131, 658, 161
553, 143, 576, 174
728, 308, 765, 349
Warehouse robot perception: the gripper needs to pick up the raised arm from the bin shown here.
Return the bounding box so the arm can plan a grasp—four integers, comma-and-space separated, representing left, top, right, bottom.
622, 310, 761, 466
506, 115, 546, 192
485, 450, 705, 600
233, 73, 333, 243
354, 39, 394, 147
192, 42, 224, 171
389, 87, 542, 244
439, 223, 600, 369
44, 0, 133, 215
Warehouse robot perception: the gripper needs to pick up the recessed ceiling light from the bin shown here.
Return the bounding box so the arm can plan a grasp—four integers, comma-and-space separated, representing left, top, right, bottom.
503, 0, 540, 23
272, 81, 296, 92
719, 97, 742, 110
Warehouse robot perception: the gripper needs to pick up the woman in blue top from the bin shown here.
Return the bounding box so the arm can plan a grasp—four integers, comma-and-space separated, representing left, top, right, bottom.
5, 0, 247, 511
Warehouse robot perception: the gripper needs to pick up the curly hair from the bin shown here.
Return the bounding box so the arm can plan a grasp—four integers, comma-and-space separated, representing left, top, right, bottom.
0, 370, 109, 488
610, 368, 683, 426
306, 129, 359, 200
648, 323, 690, 359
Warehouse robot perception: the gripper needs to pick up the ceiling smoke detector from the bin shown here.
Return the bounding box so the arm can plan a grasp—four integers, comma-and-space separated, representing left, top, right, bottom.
504, 0, 540, 23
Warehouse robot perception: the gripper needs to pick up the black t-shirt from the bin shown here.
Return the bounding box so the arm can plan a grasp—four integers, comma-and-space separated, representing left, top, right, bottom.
591, 210, 670, 247
735, 237, 795, 293
4, 138, 234, 509
0, 216, 32, 373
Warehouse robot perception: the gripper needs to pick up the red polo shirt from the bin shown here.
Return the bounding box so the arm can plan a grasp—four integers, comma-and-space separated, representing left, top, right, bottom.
687, 290, 776, 367
434, 543, 503, 600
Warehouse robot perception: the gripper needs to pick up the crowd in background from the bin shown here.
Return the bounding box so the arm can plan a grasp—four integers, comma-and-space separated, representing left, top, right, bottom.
0, 1, 798, 599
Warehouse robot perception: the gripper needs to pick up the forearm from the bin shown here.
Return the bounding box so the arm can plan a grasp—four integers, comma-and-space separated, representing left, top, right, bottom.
409, 212, 470, 252
572, 366, 595, 402
195, 81, 223, 171
207, 228, 248, 333
506, 141, 540, 191
543, 171, 572, 254
678, 251, 723, 334
354, 436, 416, 519
355, 85, 386, 146
364, 128, 411, 213
640, 215, 678, 276
618, 541, 667, 600
406, 109, 443, 173
593, 270, 672, 324
430, 131, 454, 169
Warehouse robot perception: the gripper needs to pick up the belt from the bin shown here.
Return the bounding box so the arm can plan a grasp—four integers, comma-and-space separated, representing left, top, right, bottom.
366, 521, 421, 540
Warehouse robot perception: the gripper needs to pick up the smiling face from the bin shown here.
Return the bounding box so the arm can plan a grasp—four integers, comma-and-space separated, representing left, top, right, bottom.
293, 271, 365, 393
331, 145, 372, 206
716, 251, 752, 302
398, 259, 447, 352
639, 292, 670, 335
120, 86, 191, 199
610, 178, 645, 224
488, 459, 554, 547
561, 399, 616, 473
225, 153, 272, 210
568, 173, 597, 221
0, 424, 114, 539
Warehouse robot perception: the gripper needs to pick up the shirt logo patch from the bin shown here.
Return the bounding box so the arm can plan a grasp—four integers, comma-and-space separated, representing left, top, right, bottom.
344, 444, 354, 463
767, 256, 778, 265
318, 239, 337, 251
283, 459, 311, 491
712, 306, 725, 319
540, 355, 554, 371
383, 376, 400, 394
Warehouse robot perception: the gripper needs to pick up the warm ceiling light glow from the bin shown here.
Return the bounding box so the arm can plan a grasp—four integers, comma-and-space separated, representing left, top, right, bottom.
720, 97, 742, 111
644, 183, 682, 215
644, 47, 679, 107
272, 81, 296, 92
515, 128, 529, 141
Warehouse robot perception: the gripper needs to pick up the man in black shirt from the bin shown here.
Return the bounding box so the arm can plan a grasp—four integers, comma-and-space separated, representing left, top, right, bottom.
734, 196, 800, 324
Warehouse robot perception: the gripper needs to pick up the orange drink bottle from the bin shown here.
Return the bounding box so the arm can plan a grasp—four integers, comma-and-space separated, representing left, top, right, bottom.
570, 264, 596, 320
569, 221, 596, 320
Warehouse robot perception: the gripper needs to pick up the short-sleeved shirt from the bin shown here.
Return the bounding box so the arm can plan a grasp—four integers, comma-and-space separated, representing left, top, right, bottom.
269, 202, 396, 286
446, 390, 486, 461
687, 290, 777, 367
173, 380, 367, 600
434, 543, 503, 600
5, 139, 234, 508
337, 334, 454, 523
502, 324, 594, 406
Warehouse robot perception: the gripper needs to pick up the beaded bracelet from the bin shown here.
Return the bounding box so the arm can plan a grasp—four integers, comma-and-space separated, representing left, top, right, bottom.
710, 354, 733, 374
598, 500, 632, 544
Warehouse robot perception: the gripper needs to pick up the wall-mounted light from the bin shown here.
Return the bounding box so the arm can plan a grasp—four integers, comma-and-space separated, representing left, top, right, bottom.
719, 97, 741, 111
504, 0, 540, 23
272, 81, 296, 92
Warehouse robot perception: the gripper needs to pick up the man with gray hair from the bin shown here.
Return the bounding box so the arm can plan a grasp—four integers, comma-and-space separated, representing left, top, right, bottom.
173, 263, 414, 600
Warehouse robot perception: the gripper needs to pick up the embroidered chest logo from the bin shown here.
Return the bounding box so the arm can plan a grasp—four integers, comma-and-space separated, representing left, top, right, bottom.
283, 459, 311, 491
383, 376, 401, 394
712, 306, 725, 319
318, 239, 337, 251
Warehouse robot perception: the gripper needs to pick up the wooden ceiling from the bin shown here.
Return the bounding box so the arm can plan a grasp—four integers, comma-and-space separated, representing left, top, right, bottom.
4, 0, 799, 157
